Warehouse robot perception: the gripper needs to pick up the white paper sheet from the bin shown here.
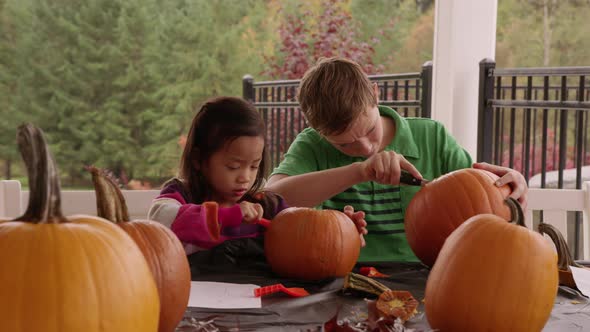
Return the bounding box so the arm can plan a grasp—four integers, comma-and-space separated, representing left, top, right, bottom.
187, 281, 261, 309
569, 266, 590, 297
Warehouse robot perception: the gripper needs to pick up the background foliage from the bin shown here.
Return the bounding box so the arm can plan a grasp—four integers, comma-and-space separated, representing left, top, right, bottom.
1, 0, 588, 188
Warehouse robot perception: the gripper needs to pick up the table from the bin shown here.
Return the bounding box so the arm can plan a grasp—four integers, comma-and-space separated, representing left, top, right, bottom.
176, 259, 590, 332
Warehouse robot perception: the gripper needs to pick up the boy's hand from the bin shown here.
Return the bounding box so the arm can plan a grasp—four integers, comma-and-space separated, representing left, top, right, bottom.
240, 201, 264, 224
473, 162, 529, 209
343, 205, 367, 247
358, 150, 423, 185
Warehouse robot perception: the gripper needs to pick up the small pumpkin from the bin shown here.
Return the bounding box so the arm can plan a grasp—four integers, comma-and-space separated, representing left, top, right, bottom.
425, 198, 558, 332
405, 168, 512, 266
265, 208, 361, 280
538, 222, 590, 289
89, 167, 191, 332
0, 124, 159, 332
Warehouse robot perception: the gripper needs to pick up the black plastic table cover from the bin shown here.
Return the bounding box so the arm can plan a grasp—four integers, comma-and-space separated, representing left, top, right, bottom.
175, 238, 590, 332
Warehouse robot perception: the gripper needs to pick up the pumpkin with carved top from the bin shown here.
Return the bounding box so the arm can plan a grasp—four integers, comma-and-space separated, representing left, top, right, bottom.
265, 207, 361, 280
0, 124, 159, 332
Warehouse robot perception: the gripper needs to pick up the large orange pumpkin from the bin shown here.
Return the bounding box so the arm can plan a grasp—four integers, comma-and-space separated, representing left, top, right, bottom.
89, 167, 191, 332
0, 124, 159, 332
265, 208, 361, 280
425, 198, 558, 332
405, 168, 512, 266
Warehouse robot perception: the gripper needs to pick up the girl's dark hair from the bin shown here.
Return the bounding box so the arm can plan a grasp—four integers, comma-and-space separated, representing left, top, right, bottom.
173, 96, 267, 203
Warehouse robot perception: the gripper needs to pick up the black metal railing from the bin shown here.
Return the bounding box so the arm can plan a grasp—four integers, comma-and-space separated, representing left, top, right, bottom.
478, 58, 590, 258
243, 61, 433, 172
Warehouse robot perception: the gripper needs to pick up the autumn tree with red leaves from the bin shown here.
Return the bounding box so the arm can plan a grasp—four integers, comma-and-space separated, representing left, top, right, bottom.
263, 0, 389, 80
260, 0, 393, 170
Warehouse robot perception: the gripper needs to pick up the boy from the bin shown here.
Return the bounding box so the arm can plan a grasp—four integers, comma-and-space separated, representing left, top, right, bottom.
265, 57, 527, 262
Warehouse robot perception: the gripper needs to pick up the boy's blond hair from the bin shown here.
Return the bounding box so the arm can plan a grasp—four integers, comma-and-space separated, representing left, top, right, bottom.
297, 57, 377, 135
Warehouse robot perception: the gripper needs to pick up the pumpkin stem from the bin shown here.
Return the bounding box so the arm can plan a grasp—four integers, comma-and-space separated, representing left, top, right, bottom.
538, 223, 583, 271
505, 197, 526, 227
343, 272, 391, 297
13, 123, 67, 223
88, 166, 130, 223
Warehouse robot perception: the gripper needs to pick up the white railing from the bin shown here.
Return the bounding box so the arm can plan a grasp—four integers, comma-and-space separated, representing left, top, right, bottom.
1, 179, 589, 259
0, 180, 160, 221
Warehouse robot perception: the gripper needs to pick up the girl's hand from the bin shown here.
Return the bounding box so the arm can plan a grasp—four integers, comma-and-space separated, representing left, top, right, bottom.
473, 162, 529, 210
343, 205, 367, 247
240, 201, 264, 224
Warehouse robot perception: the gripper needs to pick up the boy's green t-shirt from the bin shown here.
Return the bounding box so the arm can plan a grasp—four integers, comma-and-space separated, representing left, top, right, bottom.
271, 106, 473, 262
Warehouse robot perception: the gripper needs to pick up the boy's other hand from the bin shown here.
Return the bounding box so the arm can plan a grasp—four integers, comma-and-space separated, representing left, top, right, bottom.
473, 162, 529, 210
240, 201, 264, 224
343, 205, 367, 247
357, 150, 423, 185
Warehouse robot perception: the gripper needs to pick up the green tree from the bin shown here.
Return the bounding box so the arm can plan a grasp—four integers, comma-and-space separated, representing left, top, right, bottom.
13, 0, 162, 185
352, 0, 435, 72
24, 0, 120, 185
0, 0, 34, 179
497, 0, 590, 67
143, 0, 273, 179
96, 0, 160, 181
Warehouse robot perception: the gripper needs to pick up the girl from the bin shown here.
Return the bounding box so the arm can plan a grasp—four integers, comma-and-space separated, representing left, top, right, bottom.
148, 96, 367, 257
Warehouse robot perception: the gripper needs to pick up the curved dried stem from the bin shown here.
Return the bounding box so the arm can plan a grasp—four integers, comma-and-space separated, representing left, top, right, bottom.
538, 222, 583, 270
505, 197, 526, 227
343, 272, 390, 297
13, 123, 66, 223
88, 166, 130, 223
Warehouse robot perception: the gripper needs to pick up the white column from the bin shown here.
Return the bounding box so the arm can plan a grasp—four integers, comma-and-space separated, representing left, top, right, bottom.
431, 0, 498, 158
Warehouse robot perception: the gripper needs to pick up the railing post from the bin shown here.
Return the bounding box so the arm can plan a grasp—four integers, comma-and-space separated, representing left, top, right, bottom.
420, 61, 433, 118
477, 58, 496, 163
242, 74, 255, 103
0, 180, 23, 218
583, 181, 590, 259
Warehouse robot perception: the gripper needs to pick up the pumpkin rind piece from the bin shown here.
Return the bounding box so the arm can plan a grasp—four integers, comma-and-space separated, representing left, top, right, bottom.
376, 290, 419, 323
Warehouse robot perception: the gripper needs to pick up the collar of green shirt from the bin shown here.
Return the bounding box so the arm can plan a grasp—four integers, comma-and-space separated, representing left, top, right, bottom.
378, 105, 419, 159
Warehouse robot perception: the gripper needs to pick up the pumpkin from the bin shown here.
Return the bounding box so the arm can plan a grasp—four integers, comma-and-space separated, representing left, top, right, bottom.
538, 222, 590, 289
265, 207, 361, 280
425, 198, 558, 332
0, 124, 159, 332
89, 166, 191, 332
405, 168, 512, 266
